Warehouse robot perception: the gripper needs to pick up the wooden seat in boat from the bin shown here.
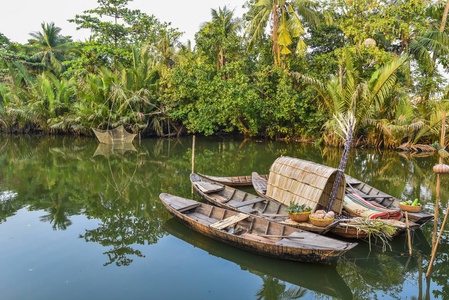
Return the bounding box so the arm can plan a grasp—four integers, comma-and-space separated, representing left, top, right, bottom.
210, 213, 250, 230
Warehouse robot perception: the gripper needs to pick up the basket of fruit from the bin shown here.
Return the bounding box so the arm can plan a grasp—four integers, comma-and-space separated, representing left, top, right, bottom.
399, 199, 422, 213
309, 210, 335, 227
286, 202, 312, 222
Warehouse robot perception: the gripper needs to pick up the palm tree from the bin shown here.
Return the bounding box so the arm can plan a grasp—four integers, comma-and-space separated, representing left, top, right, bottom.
210, 6, 241, 69
27, 22, 73, 73
295, 51, 406, 210
245, 0, 319, 67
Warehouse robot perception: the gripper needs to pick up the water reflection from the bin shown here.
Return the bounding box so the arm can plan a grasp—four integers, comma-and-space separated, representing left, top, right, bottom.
1, 135, 449, 298
164, 218, 353, 300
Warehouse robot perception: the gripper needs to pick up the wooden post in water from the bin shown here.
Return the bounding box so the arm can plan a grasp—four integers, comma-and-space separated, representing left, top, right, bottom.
427, 111, 446, 277
191, 135, 196, 195
192, 135, 196, 174
405, 211, 412, 257
426, 205, 449, 277
432, 111, 446, 247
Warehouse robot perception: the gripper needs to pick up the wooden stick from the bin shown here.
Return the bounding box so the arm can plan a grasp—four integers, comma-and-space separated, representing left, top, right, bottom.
191, 135, 196, 174
441, 111, 447, 150
426, 205, 449, 277
433, 174, 441, 247
191, 135, 196, 195
405, 211, 412, 257
433, 111, 445, 247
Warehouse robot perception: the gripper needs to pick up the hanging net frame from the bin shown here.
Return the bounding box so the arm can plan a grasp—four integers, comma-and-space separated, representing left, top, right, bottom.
92, 125, 137, 144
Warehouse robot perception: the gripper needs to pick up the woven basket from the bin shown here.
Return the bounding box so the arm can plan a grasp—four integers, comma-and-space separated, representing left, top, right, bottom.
309, 216, 334, 227
288, 211, 311, 222
398, 203, 421, 213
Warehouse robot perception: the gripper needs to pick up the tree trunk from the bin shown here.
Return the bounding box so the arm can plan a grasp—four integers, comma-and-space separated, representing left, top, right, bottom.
327, 127, 354, 211
272, 6, 279, 67
440, 0, 449, 32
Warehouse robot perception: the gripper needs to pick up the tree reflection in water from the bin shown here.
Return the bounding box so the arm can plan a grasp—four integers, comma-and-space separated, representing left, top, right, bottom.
2, 135, 449, 297
256, 276, 306, 300
79, 142, 169, 266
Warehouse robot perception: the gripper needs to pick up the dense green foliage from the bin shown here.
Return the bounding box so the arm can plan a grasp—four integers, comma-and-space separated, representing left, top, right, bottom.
1, 0, 449, 147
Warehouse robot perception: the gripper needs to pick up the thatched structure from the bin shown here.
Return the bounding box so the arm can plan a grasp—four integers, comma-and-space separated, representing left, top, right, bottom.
266, 156, 345, 213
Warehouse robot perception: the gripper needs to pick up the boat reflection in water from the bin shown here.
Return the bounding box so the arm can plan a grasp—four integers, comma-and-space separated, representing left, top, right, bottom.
163, 218, 353, 300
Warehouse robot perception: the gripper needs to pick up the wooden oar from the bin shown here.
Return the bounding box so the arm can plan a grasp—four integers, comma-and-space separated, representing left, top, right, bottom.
405, 211, 412, 257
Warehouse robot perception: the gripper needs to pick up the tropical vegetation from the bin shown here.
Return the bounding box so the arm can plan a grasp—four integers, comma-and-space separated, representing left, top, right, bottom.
1, 0, 449, 148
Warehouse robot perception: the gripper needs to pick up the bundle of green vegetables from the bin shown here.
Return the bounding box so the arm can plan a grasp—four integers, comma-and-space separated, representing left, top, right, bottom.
341, 217, 396, 251
400, 198, 421, 206
286, 201, 312, 214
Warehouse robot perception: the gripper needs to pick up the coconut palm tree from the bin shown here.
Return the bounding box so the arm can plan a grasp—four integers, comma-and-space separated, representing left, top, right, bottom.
245, 0, 319, 67
27, 22, 73, 73
210, 6, 241, 69
295, 51, 406, 210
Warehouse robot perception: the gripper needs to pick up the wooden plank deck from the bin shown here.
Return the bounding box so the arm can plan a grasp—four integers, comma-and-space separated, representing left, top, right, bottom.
194, 182, 225, 194
210, 213, 250, 230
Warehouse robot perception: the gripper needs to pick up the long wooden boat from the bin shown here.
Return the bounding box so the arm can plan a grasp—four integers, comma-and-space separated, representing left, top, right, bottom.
163, 218, 354, 300
160, 193, 357, 263
191, 173, 418, 239
199, 168, 433, 226
198, 173, 268, 187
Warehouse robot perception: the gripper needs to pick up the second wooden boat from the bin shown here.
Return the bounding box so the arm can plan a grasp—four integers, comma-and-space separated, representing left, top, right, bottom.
160, 193, 357, 263
192, 173, 419, 239
198, 173, 268, 187
253, 170, 432, 226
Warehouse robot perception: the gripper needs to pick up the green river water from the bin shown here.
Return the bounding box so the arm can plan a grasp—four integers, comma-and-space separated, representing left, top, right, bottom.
0, 135, 448, 299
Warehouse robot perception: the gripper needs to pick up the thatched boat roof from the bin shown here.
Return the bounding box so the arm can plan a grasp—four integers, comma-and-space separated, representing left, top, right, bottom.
266, 156, 345, 213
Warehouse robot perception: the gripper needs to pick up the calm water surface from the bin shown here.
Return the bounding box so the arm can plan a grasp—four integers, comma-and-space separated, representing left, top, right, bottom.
0, 135, 448, 299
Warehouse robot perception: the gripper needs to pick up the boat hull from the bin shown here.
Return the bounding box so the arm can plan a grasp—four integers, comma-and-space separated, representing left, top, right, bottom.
160, 193, 357, 263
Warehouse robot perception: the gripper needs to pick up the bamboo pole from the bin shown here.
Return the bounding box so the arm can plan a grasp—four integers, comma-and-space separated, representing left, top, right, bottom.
418, 252, 423, 300
426, 111, 446, 277
433, 175, 441, 248
191, 135, 196, 174
191, 135, 196, 195
426, 205, 449, 277
432, 111, 446, 247
405, 211, 412, 257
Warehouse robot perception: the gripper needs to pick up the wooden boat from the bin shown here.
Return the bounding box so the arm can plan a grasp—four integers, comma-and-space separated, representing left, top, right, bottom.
192, 173, 370, 238
198, 173, 268, 187
92, 125, 136, 144
253, 170, 432, 226
163, 218, 354, 300
344, 174, 433, 225
160, 193, 357, 263
192, 173, 419, 239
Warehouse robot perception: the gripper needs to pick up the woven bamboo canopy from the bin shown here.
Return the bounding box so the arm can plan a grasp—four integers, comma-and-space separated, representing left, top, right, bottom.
266, 156, 345, 213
